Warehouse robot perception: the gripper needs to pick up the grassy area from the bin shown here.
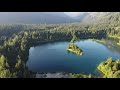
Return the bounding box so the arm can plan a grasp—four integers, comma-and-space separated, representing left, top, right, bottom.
107, 35, 120, 39
97, 57, 120, 78
91, 39, 107, 44
117, 43, 120, 46
117, 40, 120, 46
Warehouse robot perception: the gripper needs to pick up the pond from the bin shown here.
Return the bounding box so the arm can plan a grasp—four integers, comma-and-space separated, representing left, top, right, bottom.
26, 39, 120, 76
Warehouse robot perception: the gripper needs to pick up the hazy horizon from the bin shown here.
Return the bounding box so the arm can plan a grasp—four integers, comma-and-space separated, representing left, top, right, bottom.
0, 12, 82, 24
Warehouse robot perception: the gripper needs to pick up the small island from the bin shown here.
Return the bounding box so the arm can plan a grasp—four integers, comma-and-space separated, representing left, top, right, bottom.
97, 57, 120, 78
67, 43, 83, 56
66, 35, 83, 56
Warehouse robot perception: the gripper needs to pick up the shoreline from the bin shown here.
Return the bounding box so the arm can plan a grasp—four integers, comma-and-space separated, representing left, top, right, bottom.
34, 72, 96, 78
35, 72, 70, 78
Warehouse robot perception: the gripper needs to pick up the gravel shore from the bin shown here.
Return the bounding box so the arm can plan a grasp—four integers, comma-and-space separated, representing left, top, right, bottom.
36, 72, 70, 78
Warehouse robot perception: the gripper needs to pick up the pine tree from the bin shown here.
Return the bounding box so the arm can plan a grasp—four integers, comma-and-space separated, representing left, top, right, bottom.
15, 55, 22, 70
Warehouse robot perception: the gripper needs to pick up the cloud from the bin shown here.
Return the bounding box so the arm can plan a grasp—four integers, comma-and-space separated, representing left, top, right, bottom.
64, 12, 84, 17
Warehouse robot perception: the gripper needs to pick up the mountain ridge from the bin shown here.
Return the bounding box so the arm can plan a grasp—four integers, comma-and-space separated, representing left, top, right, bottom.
0, 12, 80, 24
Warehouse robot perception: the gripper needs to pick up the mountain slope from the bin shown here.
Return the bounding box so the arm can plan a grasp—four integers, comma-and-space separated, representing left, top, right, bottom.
0, 12, 79, 24
79, 12, 120, 24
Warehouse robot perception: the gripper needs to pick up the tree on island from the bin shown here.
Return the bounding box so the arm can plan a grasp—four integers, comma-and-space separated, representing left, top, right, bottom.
70, 34, 78, 43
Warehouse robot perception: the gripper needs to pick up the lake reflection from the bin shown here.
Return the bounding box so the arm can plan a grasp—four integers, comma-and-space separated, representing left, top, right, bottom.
26, 39, 120, 76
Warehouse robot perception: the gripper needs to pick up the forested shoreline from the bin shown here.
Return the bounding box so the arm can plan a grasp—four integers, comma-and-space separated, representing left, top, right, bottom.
0, 16, 120, 78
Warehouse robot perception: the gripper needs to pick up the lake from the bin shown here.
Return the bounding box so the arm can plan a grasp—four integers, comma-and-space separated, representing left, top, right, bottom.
26, 39, 120, 76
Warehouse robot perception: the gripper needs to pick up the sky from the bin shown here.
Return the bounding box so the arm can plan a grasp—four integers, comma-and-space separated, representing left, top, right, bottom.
64, 12, 83, 17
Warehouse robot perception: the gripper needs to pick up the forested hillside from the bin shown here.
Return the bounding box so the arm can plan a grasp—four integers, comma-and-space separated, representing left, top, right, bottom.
79, 12, 120, 24
79, 12, 120, 39
0, 12, 120, 78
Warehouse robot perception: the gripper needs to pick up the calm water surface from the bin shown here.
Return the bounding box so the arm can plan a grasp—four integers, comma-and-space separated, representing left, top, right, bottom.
26, 39, 120, 76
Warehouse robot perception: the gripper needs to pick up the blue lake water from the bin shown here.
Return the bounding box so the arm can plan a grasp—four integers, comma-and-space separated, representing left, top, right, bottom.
26, 39, 120, 76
